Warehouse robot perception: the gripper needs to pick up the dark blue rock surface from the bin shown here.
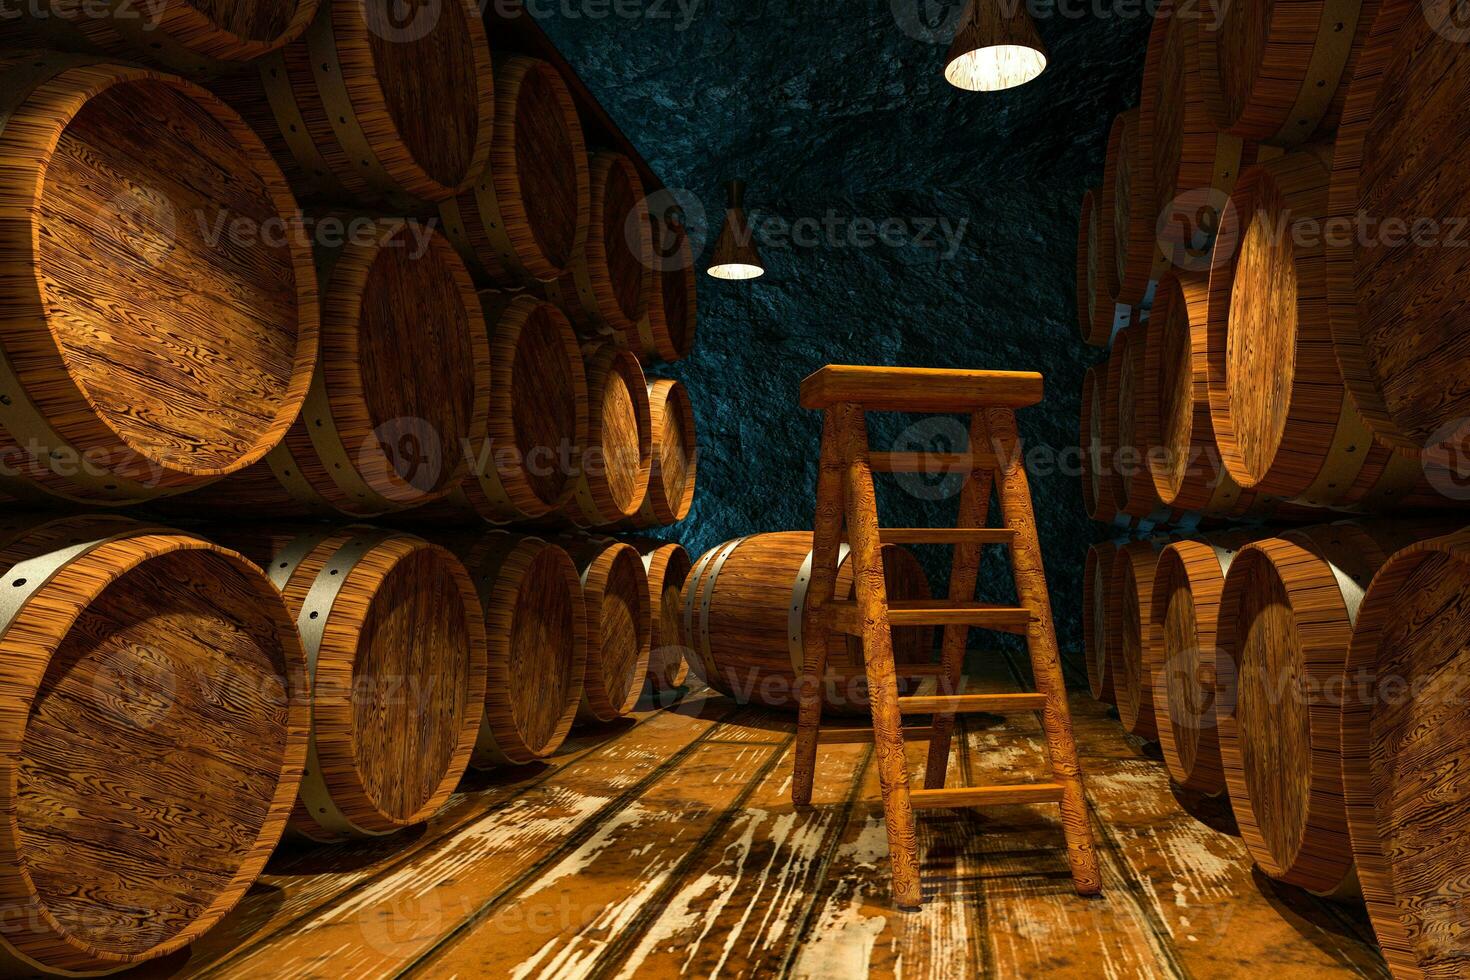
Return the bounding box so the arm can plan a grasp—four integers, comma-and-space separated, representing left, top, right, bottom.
535, 0, 1151, 665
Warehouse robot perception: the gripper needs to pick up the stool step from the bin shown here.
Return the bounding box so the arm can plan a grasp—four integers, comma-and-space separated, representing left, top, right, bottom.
910, 783, 1066, 810
818, 726, 934, 745
864, 528, 1017, 546
897, 693, 1046, 714
825, 600, 1032, 634
868, 452, 977, 474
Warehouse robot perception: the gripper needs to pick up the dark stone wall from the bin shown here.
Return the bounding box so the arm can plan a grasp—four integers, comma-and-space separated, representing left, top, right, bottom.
536, 1, 1152, 662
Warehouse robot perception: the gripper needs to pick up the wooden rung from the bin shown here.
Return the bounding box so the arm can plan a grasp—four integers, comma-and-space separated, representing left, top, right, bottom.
910, 783, 1066, 809
823, 600, 1032, 634
868, 528, 1017, 546
818, 726, 935, 745
897, 693, 1046, 715
868, 452, 977, 474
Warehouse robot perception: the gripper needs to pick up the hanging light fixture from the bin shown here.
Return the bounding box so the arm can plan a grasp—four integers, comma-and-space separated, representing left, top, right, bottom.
707, 179, 764, 280
944, 0, 1048, 92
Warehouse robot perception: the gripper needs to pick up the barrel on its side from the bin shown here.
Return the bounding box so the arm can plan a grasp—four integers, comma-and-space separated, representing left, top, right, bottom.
562, 538, 652, 724
1102, 107, 1169, 309
220, 526, 487, 843
562, 347, 653, 528
1083, 540, 1122, 703
214, 0, 494, 209
624, 380, 698, 528
683, 532, 935, 714
1343, 526, 1470, 978
443, 55, 590, 286
1105, 535, 1183, 740
0, 516, 309, 976
635, 541, 693, 696
183, 220, 488, 518
1076, 187, 1111, 347
633, 215, 699, 362
0, 55, 318, 507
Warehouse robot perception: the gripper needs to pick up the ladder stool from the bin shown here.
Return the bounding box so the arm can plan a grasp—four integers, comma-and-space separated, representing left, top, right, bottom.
791, 365, 1102, 910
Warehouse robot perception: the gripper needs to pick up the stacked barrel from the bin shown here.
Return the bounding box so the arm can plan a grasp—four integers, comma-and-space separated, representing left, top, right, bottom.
0, 1, 700, 973
1076, 3, 1470, 974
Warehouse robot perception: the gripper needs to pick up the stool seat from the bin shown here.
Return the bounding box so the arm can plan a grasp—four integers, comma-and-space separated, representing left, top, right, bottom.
799, 365, 1044, 412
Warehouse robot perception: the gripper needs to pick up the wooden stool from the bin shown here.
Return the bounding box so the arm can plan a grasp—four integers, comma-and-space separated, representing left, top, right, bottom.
792, 365, 1102, 909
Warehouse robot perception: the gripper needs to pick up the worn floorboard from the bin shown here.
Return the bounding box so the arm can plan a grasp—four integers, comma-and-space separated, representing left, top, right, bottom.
122, 657, 1388, 979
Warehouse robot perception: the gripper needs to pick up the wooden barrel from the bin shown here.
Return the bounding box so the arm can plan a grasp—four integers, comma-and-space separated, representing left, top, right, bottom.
1106, 535, 1185, 740
442, 55, 591, 286
1112, 323, 1195, 526
562, 347, 653, 528
1213, 520, 1445, 896
1083, 539, 1122, 703
1101, 107, 1169, 309
1139, 0, 1250, 264
1080, 364, 1112, 523
635, 541, 693, 696
1327, 0, 1470, 469
426, 292, 590, 525
213, 0, 494, 210
1206, 147, 1450, 512
1076, 186, 1113, 347
1149, 530, 1266, 796
1342, 526, 1470, 978
449, 531, 587, 767
624, 380, 698, 528
683, 532, 935, 714
183, 219, 488, 519
1197, 0, 1377, 147
633, 215, 699, 362
543, 152, 652, 344
220, 526, 487, 843
0, 515, 309, 975
10, 0, 320, 75
0, 55, 318, 507
561, 538, 652, 724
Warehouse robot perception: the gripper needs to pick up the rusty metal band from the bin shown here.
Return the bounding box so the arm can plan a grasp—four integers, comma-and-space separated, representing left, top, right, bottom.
1354, 449, 1424, 513
258, 47, 341, 197
1271, 0, 1363, 146
467, 437, 521, 521
694, 537, 746, 684
438, 197, 477, 265
470, 160, 527, 280
787, 543, 851, 674
1296, 390, 1375, 508
285, 528, 401, 840
303, 5, 398, 198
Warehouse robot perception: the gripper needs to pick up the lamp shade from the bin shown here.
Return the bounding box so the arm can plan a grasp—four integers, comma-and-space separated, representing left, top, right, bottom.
944, 0, 1049, 92
707, 180, 765, 280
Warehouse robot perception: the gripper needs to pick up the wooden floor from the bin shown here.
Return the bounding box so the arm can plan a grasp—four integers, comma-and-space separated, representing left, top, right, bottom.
129, 649, 1388, 979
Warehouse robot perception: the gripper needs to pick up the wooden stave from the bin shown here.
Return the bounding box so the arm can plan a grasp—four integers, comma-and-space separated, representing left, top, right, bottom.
1080, 364, 1110, 523
10, 0, 322, 75
0, 54, 319, 507
560, 538, 652, 725
1106, 535, 1184, 740
1148, 530, 1267, 795
180, 219, 490, 519
683, 532, 934, 715
1206, 147, 1449, 513
449, 530, 588, 767
1325, 0, 1470, 467
1103, 107, 1170, 310
542, 151, 652, 345
218, 526, 487, 842
634, 541, 693, 695
442, 55, 591, 287
1083, 539, 1122, 703
1212, 520, 1447, 896
561, 346, 653, 528
1342, 526, 1470, 979
1076, 186, 1111, 347
212, 0, 495, 211
1197, 0, 1380, 147
632, 217, 699, 363
622, 379, 698, 529
0, 515, 310, 975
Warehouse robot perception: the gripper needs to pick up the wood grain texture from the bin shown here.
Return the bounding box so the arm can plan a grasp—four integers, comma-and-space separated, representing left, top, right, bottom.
633, 540, 692, 696
560, 346, 652, 527
1326, 0, 1470, 467
1198, 0, 1379, 146
0, 56, 318, 506
0, 516, 308, 975
622, 379, 698, 528
9, 0, 320, 74
1102, 106, 1170, 308
633, 213, 699, 362
561, 537, 652, 725
442, 55, 590, 286
1106, 536, 1183, 741
1076, 186, 1113, 346
799, 365, 1044, 412
1343, 527, 1470, 979
178, 220, 488, 518
212, 0, 494, 210
1083, 539, 1122, 703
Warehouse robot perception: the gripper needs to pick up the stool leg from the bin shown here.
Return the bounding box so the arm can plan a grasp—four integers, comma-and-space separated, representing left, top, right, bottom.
842, 407, 922, 911
924, 415, 993, 790
793, 408, 847, 807
984, 408, 1102, 897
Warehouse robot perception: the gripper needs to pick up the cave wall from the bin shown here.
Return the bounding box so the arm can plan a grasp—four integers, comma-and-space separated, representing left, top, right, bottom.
538, 0, 1153, 663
